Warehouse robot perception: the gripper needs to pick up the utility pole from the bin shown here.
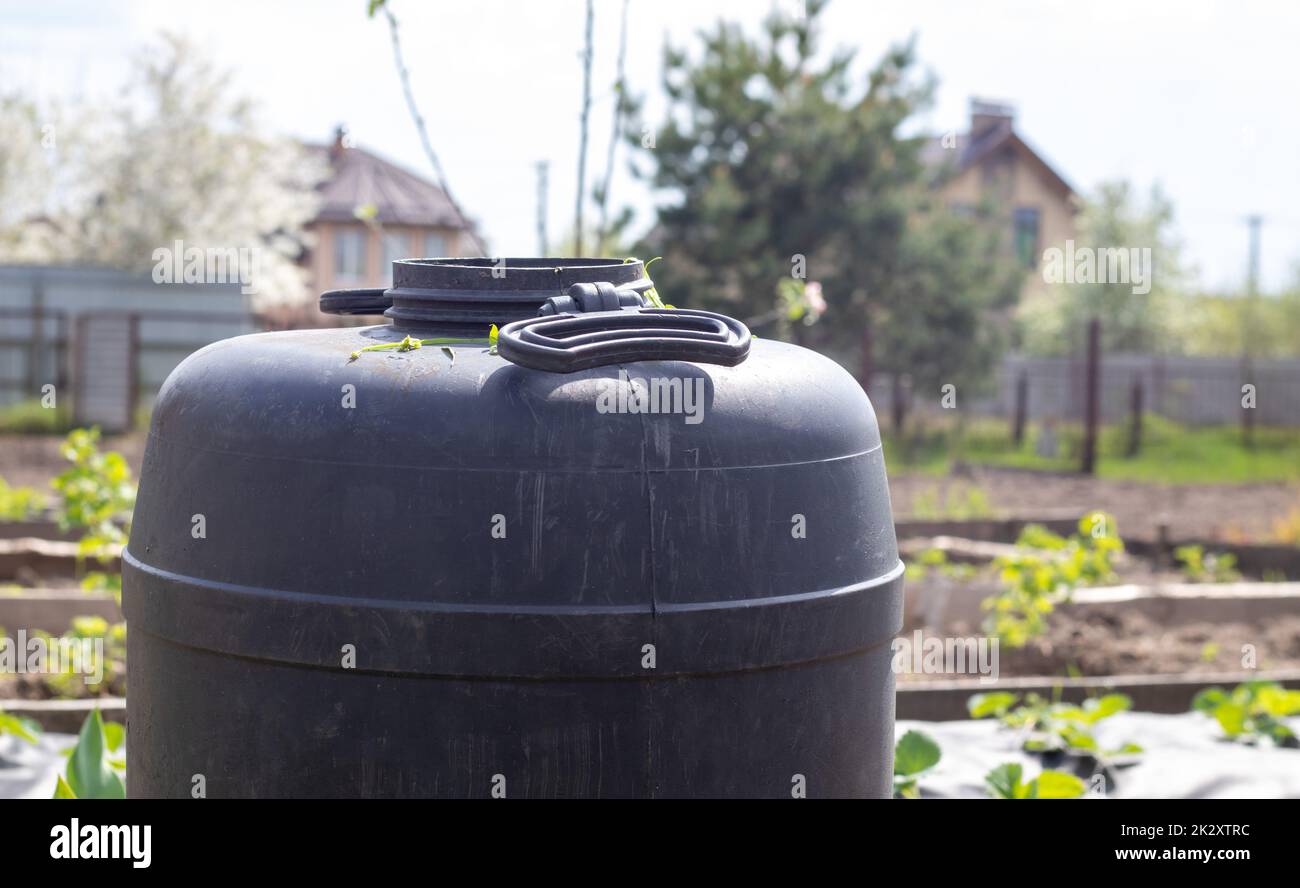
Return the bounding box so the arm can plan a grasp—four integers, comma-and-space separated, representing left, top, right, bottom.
574, 0, 595, 256
1246, 215, 1262, 295
1242, 214, 1262, 447
596, 0, 631, 254
535, 161, 550, 255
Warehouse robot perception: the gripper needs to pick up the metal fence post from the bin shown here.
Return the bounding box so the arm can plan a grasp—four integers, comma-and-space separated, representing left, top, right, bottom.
1081, 318, 1101, 474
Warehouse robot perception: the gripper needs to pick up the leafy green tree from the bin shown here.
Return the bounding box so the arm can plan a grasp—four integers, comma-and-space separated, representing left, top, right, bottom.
871, 200, 1021, 420
0, 35, 326, 308
0, 93, 64, 261
625, 0, 1020, 417
1024, 179, 1300, 358
1020, 180, 1188, 355
1164, 283, 1300, 358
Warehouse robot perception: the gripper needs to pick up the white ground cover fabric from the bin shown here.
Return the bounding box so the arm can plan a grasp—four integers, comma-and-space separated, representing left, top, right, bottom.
0, 732, 75, 800
3, 713, 1299, 798
898, 712, 1300, 799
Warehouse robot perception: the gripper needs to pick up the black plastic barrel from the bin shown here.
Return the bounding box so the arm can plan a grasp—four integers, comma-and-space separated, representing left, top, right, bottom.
123, 258, 903, 798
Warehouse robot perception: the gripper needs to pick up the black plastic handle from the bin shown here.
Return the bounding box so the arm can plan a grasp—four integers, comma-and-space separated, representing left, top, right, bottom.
320, 288, 392, 315
497, 307, 751, 373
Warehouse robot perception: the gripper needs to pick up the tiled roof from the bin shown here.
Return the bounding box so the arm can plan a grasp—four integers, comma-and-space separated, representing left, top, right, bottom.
304, 143, 473, 230
919, 120, 1074, 198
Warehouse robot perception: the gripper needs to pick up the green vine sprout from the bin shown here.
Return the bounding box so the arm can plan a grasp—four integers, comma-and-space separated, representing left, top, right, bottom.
348, 326, 499, 364
626, 256, 673, 309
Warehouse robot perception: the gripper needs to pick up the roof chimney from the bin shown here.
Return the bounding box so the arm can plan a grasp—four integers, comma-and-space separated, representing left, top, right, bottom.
969, 98, 1015, 140
330, 124, 349, 160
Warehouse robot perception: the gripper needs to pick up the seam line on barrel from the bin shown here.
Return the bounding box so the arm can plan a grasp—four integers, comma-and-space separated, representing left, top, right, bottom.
144, 430, 882, 474
632, 363, 659, 624
122, 548, 903, 614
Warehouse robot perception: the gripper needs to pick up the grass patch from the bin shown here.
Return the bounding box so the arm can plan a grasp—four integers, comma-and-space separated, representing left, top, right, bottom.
0, 398, 72, 434
883, 415, 1300, 485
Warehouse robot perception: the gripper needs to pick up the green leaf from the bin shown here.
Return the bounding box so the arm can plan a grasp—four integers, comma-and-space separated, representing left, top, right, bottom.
1213, 702, 1248, 737
0, 711, 42, 744
968, 692, 1017, 719
103, 719, 125, 753
66, 709, 126, 800
1266, 720, 1297, 743
1061, 727, 1098, 752
53, 774, 78, 799
985, 762, 1023, 799
71, 615, 109, 637
1192, 687, 1227, 713
895, 780, 921, 799
1256, 685, 1300, 718
1231, 680, 1273, 705
1051, 704, 1089, 722
1082, 693, 1132, 723
894, 730, 941, 778
1106, 742, 1145, 763
1029, 770, 1087, 799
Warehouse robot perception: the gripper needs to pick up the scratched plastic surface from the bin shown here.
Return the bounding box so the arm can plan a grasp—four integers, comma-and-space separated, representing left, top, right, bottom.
123, 258, 904, 798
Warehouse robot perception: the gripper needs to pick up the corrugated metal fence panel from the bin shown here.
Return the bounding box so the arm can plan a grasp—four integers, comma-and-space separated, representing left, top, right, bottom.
866, 354, 1300, 428
135, 315, 253, 393
0, 265, 252, 316
998, 354, 1300, 426
0, 311, 66, 398
0, 265, 256, 415
74, 315, 135, 432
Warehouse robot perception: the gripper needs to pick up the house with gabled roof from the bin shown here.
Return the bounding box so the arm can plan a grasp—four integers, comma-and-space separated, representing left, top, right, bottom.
300, 126, 482, 302
921, 99, 1078, 299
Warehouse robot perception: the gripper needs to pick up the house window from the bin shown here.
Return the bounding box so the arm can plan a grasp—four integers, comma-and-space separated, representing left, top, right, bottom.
383, 232, 408, 284
334, 228, 365, 282
1013, 207, 1040, 269
423, 232, 447, 258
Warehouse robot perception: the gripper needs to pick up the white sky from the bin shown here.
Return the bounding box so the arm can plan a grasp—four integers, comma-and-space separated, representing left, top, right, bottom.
3, 0, 1298, 292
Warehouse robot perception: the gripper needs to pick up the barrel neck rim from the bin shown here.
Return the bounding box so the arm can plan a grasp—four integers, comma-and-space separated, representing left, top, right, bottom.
385, 257, 646, 327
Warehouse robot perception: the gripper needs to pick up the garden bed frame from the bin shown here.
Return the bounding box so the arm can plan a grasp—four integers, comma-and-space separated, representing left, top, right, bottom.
0, 588, 121, 633
11, 670, 1300, 733
896, 668, 1300, 721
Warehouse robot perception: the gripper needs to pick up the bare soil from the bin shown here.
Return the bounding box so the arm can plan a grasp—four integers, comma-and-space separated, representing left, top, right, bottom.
1004, 611, 1300, 678
897, 611, 1300, 682
0, 674, 124, 701
889, 466, 1299, 542
0, 432, 146, 491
